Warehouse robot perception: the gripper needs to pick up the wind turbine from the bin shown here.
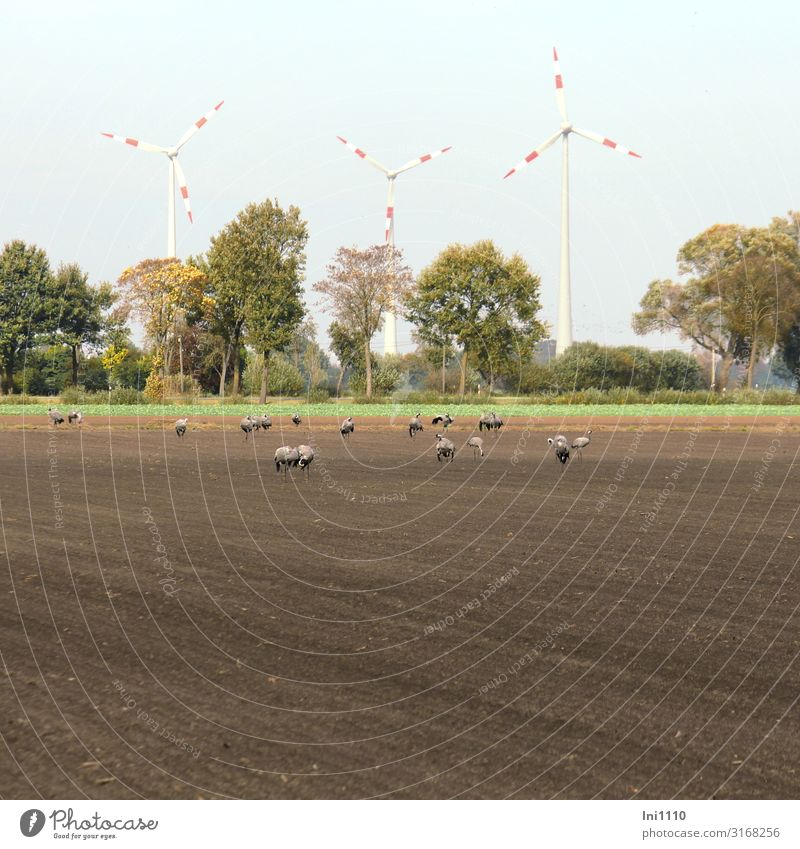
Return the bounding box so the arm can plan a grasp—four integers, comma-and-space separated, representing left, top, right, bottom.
336, 135, 452, 356
101, 101, 224, 258
504, 48, 641, 355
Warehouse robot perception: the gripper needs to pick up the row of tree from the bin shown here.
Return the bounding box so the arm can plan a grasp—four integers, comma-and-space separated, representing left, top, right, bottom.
2, 203, 798, 398
633, 212, 800, 390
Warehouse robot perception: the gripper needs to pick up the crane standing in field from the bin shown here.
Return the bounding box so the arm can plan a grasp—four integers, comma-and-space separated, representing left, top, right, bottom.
240, 416, 255, 440
275, 446, 300, 478
548, 435, 570, 465
340, 417, 355, 438
479, 411, 503, 434
175, 418, 188, 438
291, 413, 302, 427
435, 433, 456, 462
571, 429, 592, 461
297, 444, 315, 479
409, 413, 424, 438
48, 408, 65, 426
68, 410, 83, 425
432, 412, 454, 429
467, 436, 484, 460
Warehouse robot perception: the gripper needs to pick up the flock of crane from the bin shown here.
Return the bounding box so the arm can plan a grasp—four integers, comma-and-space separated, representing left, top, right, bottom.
46, 407, 593, 474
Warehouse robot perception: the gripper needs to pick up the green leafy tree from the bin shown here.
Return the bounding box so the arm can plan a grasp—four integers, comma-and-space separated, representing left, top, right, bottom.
191, 251, 247, 396
634, 221, 800, 390
267, 354, 304, 396
328, 321, 361, 396
405, 240, 545, 398
207, 200, 308, 402
51, 263, 119, 386
314, 245, 413, 398
770, 212, 800, 391
0, 240, 55, 394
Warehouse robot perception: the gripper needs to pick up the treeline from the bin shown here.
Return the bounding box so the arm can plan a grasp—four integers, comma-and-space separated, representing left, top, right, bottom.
2, 203, 798, 400
633, 212, 800, 391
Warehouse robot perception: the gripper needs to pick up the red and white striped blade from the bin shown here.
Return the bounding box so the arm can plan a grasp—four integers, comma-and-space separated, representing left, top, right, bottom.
503, 130, 561, 179
553, 47, 568, 123
393, 145, 453, 176
384, 179, 396, 243
573, 127, 641, 158
336, 136, 390, 174
175, 100, 224, 151
100, 133, 165, 154
173, 158, 193, 223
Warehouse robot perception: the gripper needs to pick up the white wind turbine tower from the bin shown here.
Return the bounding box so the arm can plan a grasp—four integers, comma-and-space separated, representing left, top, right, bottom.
504, 48, 641, 355
101, 101, 224, 258
336, 136, 452, 355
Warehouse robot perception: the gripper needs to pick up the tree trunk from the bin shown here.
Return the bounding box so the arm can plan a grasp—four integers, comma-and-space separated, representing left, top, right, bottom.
365, 341, 372, 399
717, 353, 734, 392
71, 344, 79, 387
259, 351, 270, 404
458, 349, 468, 399
746, 339, 758, 388
218, 345, 229, 398
3, 358, 13, 395
232, 346, 241, 396
336, 366, 345, 397
441, 345, 446, 394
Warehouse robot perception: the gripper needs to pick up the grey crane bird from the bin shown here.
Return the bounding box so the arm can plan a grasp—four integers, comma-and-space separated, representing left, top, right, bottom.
240, 416, 255, 440
274, 446, 300, 478
547, 435, 570, 465
68, 410, 83, 425
175, 418, 188, 439
432, 412, 454, 429
435, 432, 456, 462
340, 416, 355, 438
48, 408, 64, 426
479, 411, 503, 434
259, 414, 272, 430
291, 413, 302, 427
297, 444, 315, 478
570, 429, 592, 461
408, 412, 424, 438
467, 435, 484, 460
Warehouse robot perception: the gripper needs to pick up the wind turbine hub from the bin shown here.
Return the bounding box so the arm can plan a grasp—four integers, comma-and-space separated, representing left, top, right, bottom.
561, 122, 573, 134
167, 149, 178, 158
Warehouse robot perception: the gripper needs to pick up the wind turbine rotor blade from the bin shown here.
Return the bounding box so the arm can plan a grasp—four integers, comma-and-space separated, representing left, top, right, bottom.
385, 179, 396, 243
553, 47, 568, 123
573, 127, 641, 158
336, 136, 389, 174
100, 132, 165, 154
175, 100, 225, 150
393, 145, 453, 175
173, 158, 193, 223
503, 130, 561, 178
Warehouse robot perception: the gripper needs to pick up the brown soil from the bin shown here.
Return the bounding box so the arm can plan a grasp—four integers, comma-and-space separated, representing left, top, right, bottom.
1, 421, 798, 799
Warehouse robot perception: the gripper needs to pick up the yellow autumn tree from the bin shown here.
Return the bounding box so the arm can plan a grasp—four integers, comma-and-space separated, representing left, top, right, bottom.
116, 258, 211, 395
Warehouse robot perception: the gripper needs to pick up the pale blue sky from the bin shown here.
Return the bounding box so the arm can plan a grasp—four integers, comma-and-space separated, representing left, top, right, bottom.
1, 0, 798, 354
